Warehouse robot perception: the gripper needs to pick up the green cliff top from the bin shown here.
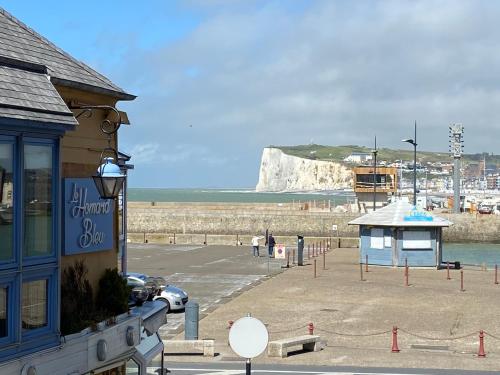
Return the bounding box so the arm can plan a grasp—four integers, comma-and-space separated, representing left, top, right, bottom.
271, 144, 500, 165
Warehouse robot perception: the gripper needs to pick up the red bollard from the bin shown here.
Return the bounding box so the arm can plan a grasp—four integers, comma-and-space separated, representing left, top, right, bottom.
227, 320, 234, 329
391, 326, 400, 353
495, 265, 498, 285
478, 330, 486, 357
365, 254, 369, 273
447, 262, 451, 280
308, 322, 314, 335
460, 270, 465, 292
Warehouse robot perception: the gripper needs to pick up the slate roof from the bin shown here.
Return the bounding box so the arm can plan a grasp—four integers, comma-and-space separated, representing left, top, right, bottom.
0, 64, 77, 127
348, 200, 453, 228
0, 7, 135, 100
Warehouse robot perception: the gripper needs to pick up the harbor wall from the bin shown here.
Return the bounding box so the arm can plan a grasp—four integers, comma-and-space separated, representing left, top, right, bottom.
126, 202, 500, 245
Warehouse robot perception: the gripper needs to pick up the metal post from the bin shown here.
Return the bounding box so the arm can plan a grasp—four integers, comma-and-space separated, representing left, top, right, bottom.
478, 330, 486, 358
454, 157, 461, 213
461, 270, 465, 292
314, 259, 317, 278
308, 245, 310, 259
495, 264, 498, 285
413, 127, 417, 207
373, 135, 377, 211
323, 249, 326, 270
447, 262, 451, 280
185, 301, 199, 340
246, 358, 251, 375
391, 326, 400, 353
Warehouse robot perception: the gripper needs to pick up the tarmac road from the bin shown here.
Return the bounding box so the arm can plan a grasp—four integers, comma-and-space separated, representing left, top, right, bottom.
142, 361, 499, 375
127, 244, 285, 338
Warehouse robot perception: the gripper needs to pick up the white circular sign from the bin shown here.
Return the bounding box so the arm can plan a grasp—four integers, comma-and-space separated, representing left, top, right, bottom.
228, 316, 269, 359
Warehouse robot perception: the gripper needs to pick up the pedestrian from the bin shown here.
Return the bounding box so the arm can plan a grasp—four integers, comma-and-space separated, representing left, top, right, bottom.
251, 235, 262, 257
268, 233, 276, 258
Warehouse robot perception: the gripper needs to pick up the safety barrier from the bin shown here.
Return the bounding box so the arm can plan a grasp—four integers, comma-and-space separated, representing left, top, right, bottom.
258, 321, 498, 358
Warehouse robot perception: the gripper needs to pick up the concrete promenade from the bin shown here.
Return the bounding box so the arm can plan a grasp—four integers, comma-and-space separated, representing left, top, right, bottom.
167, 247, 500, 371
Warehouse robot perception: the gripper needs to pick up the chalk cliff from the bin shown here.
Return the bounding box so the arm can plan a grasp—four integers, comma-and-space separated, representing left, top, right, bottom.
255, 147, 353, 192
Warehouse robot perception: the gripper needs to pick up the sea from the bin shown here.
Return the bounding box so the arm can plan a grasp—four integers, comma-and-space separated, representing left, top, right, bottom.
128, 188, 500, 267
128, 188, 355, 204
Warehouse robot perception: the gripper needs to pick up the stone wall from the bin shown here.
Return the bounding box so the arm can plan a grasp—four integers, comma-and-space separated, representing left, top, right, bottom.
127, 202, 500, 245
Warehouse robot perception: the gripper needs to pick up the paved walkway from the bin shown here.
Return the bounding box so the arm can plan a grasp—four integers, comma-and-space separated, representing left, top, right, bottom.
167, 247, 500, 371
127, 244, 284, 338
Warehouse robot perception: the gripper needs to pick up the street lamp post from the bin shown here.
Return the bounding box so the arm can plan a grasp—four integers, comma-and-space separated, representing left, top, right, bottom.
372, 136, 378, 211
402, 121, 417, 207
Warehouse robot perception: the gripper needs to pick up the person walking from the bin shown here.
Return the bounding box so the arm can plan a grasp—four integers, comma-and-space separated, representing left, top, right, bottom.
268, 233, 276, 258
251, 235, 262, 257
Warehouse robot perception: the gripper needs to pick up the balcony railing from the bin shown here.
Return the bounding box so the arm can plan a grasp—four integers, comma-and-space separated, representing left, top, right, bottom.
355, 181, 396, 191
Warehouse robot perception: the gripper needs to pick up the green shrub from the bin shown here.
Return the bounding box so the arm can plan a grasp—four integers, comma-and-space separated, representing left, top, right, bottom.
61, 260, 95, 335
96, 268, 130, 316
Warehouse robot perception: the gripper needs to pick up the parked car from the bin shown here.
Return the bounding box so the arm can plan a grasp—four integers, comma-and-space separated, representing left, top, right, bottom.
125, 272, 161, 300
127, 284, 149, 307
123, 273, 188, 313
478, 205, 493, 214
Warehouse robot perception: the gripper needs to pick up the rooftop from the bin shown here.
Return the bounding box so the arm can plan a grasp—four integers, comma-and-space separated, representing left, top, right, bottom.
348, 200, 453, 227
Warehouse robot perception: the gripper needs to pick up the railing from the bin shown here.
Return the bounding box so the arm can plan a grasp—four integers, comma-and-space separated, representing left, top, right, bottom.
355, 182, 396, 190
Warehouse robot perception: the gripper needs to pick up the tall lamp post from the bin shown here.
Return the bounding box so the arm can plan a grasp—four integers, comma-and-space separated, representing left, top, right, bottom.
402, 121, 417, 207
372, 136, 378, 211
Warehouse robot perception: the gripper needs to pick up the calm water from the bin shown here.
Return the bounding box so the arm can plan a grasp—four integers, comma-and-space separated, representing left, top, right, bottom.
443, 243, 500, 267
128, 188, 355, 204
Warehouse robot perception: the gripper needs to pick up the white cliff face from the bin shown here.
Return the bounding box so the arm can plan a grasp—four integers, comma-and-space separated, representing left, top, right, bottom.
255, 148, 353, 192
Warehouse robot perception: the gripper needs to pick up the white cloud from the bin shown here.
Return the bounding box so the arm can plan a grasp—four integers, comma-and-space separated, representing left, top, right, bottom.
114, 0, 500, 187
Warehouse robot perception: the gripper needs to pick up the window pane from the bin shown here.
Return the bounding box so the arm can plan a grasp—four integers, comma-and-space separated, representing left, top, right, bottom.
0, 287, 7, 338
24, 145, 52, 257
0, 143, 13, 261
22, 280, 47, 330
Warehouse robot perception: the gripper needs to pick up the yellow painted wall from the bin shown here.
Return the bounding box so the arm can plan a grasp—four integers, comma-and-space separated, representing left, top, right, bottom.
57, 86, 124, 291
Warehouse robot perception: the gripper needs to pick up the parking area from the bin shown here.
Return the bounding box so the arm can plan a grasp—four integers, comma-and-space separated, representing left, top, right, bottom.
126, 244, 284, 338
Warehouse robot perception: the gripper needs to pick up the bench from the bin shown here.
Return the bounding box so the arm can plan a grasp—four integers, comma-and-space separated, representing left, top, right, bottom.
163, 339, 215, 357
268, 335, 322, 358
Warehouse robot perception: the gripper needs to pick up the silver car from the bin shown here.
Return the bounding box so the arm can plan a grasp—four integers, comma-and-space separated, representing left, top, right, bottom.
125, 273, 188, 313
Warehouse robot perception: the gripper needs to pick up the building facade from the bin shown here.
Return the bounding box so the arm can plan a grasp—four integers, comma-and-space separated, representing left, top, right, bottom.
0, 8, 165, 375
349, 200, 452, 268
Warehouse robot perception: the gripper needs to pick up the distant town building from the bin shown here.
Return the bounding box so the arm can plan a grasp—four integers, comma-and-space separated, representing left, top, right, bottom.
343, 152, 373, 163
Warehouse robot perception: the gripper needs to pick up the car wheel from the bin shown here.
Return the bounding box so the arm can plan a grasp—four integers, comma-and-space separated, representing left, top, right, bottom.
157, 298, 170, 313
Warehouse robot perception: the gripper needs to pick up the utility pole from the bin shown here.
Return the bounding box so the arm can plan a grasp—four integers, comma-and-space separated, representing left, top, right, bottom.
372, 136, 378, 211
449, 124, 464, 214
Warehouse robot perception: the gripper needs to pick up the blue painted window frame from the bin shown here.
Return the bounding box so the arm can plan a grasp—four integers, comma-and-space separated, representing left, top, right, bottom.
0, 136, 18, 270
0, 128, 60, 360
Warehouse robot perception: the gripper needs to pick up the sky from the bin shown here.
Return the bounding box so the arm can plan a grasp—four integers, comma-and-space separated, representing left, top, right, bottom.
3, 0, 500, 188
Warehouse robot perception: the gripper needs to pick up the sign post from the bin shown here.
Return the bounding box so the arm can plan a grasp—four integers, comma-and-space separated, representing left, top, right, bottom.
229, 314, 269, 375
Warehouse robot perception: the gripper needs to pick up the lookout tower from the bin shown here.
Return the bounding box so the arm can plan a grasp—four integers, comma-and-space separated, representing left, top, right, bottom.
353, 166, 398, 211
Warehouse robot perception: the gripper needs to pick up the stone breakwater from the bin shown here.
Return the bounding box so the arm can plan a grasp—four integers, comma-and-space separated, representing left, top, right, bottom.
127, 202, 500, 245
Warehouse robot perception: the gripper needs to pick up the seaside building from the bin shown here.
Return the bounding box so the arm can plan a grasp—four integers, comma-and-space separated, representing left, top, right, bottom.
343, 152, 372, 163
352, 166, 398, 211
348, 200, 453, 267
0, 7, 166, 375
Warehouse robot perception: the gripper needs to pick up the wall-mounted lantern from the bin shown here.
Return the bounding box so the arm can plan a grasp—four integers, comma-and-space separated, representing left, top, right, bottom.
70, 104, 125, 200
